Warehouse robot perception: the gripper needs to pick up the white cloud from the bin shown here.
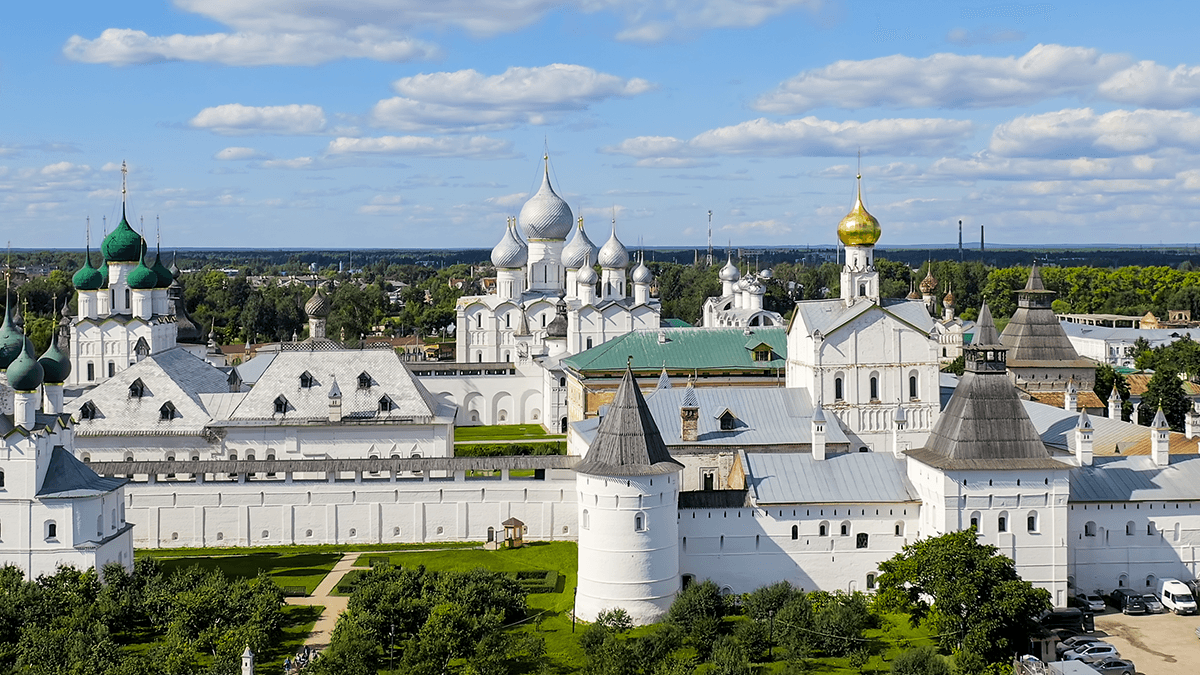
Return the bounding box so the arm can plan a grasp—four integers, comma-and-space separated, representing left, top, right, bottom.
754, 44, 1127, 113
720, 219, 792, 236
40, 161, 91, 177
988, 108, 1200, 158
1099, 61, 1200, 108
631, 157, 717, 168
326, 135, 515, 159
485, 193, 529, 208
604, 117, 974, 160
260, 157, 315, 169
214, 147, 265, 160
63, 28, 436, 66
928, 154, 1172, 181
371, 64, 655, 131
190, 104, 327, 135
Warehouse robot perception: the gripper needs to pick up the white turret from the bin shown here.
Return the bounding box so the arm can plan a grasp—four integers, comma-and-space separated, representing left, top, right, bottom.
631, 253, 653, 305
598, 218, 629, 302
491, 217, 529, 301
576, 251, 598, 305
1152, 407, 1170, 466
1065, 378, 1078, 412
811, 404, 827, 460
562, 216, 598, 299
719, 253, 740, 298
1108, 387, 1122, 420
1075, 409, 1093, 466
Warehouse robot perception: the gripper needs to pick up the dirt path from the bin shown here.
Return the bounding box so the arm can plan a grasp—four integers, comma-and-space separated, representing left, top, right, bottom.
1092, 610, 1200, 674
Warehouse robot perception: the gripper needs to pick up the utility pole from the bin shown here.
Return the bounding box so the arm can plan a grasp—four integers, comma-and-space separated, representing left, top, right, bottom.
706, 210, 713, 266
980, 225, 985, 263
958, 220, 963, 263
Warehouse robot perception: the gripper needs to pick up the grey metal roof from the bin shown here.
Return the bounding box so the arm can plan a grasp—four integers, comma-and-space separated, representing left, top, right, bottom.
39, 446, 126, 497
1023, 400, 1162, 456
744, 452, 918, 504
575, 367, 683, 476
644, 387, 850, 447
790, 297, 935, 339
233, 352, 276, 386
1070, 454, 1200, 502
88, 455, 578, 475
1060, 322, 1200, 343
197, 392, 248, 421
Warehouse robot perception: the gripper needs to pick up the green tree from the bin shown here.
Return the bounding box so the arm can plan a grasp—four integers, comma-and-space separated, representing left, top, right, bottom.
1137, 367, 1192, 430
890, 646, 951, 675
876, 529, 1050, 665
1093, 364, 1132, 420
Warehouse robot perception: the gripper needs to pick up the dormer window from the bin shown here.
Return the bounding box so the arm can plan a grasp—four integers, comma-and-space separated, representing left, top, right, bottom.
274, 396, 289, 414
128, 379, 146, 399
753, 347, 771, 362
379, 396, 394, 412
719, 410, 737, 431
159, 402, 177, 421
358, 372, 372, 389
80, 402, 98, 420
300, 371, 315, 388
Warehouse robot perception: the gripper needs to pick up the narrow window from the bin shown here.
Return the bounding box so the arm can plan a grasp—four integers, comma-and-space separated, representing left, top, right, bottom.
834, 377, 843, 401
869, 376, 879, 401
505, 313, 511, 329
840, 522, 849, 536
1027, 514, 1037, 532
581, 510, 589, 530
586, 338, 593, 349
108, 362, 115, 377
635, 513, 646, 531
47, 522, 57, 539
475, 314, 482, 328
559, 377, 566, 387
909, 375, 918, 399
87, 362, 95, 381
856, 533, 868, 549
998, 516, 1007, 532
819, 522, 828, 536
791, 525, 798, 540
894, 522, 903, 536
866, 574, 876, 590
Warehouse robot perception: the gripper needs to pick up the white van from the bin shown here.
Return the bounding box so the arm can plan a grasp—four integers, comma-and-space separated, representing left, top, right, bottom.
1156, 578, 1197, 615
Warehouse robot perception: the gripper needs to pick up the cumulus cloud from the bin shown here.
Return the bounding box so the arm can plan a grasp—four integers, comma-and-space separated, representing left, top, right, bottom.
754, 44, 1127, 112
260, 157, 315, 169
1099, 61, 1200, 108
988, 108, 1200, 158
371, 64, 655, 132
214, 147, 265, 160
190, 104, 327, 135
63, 28, 436, 66
326, 135, 515, 159
604, 117, 974, 161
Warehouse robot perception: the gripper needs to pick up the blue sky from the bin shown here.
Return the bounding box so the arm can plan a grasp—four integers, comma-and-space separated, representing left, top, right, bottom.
2, 1, 1198, 250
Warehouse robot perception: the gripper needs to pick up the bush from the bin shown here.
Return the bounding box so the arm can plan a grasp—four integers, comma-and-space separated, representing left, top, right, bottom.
891, 646, 951, 675
733, 619, 770, 661
595, 608, 632, 633
710, 635, 750, 675
743, 581, 796, 622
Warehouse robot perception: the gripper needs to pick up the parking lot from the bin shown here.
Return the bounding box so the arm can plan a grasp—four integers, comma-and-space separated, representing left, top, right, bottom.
1086, 610, 1200, 674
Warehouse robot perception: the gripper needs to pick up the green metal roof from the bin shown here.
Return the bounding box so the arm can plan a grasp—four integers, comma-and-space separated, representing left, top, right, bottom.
562, 326, 787, 374
662, 318, 692, 328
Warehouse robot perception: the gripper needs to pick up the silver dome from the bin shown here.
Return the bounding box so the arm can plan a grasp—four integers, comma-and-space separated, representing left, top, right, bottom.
631, 256, 653, 284
491, 218, 528, 269
577, 252, 598, 284
519, 163, 573, 241
719, 255, 740, 282
561, 217, 599, 269
598, 226, 629, 269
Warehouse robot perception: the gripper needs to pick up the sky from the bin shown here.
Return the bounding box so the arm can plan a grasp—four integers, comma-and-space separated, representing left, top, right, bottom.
2, 0, 1199, 250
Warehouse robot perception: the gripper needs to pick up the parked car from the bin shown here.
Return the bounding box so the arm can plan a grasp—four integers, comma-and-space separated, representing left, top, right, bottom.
1091, 657, 1136, 675
1056, 635, 1103, 656
1141, 593, 1164, 613
1109, 589, 1148, 615
1075, 592, 1107, 612
1158, 578, 1198, 614
1063, 642, 1120, 663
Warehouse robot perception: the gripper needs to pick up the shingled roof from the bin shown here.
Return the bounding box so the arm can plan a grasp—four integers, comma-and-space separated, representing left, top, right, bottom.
908, 302, 1069, 471
575, 365, 683, 476
1000, 262, 1090, 364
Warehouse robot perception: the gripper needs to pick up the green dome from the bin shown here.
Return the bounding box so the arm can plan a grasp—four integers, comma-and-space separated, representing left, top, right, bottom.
38, 339, 71, 385
151, 251, 173, 289
0, 306, 22, 370
99, 261, 109, 288
7, 337, 43, 391
101, 211, 145, 263
127, 257, 158, 290
73, 248, 104, 291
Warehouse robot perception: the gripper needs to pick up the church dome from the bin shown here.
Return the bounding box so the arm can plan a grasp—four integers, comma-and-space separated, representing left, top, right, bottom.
836, 177, 881, 247
151, 251, 174, 289
72, 249, 103, 291
127, 257, 158, 290
719, 255, 740, 282
546, 299, 569, 339
305, 286, 330, 318
577, 259, 598, 285
598, 228, 629, 269
101, 212, 146, 263
491, 218, 528, 269
38, 338, 71, 385
0, 306, 22, 370
99, 261, 109, 288
632, 258, 654, 284
7, 337, 43, 391
919, 268, 937, 294
561, 218, 599, 270
169, 254, 181, 280
519, 160, 573, 241
943, 288, 956, 306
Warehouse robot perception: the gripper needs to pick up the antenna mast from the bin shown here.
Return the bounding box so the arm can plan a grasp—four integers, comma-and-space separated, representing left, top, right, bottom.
706, 210, 713, 267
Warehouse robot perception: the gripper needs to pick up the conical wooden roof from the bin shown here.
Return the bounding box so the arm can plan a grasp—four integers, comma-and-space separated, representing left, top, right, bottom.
575, 365, 683, 477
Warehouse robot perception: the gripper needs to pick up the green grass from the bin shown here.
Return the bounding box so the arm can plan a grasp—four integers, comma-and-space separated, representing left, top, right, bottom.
149, 551, 341, 596
137, 540, 481, 558
259, 605, 324, 672
746, 612, 939, 674
454, 424, 564, 441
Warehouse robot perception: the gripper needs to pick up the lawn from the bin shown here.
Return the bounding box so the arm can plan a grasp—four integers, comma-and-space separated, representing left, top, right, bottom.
259, 605, 324, 672
137, 540, 481, 558
147, 551, 341, 596
746, 612, 940, 674
454, 424, 565, 441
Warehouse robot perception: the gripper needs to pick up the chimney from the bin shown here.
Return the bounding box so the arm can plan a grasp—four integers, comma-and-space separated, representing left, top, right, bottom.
1187, 411, 1198, 440
241, 646, 255, 675
680, 379, 698, 442
812, 404, 827, 460
891, 404, 907, 457
1064, 379, 1077, 411
1108, 388, 1122, 420
1152, 407, 1170, 467
1075, 409, 1093, 467
328, 377, 342, 423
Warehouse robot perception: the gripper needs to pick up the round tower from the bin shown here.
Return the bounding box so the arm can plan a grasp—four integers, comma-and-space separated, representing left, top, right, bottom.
575, 365, 683, 625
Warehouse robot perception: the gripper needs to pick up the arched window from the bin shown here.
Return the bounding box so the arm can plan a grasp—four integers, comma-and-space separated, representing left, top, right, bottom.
840, 521, 850, 536
582, 509, 590, 530
487, 526, 496, 542
866, 573, 876, 590
834, 376, 844, 401
46, 521, 57, 540
96, 515, 103, 535
856, 533, 869, 549
791, 525, 798, 540
1084, 521, 1097, 537
1118, 573, 1128, 587
909, 375, 918, 400
969, 511, 980, 530
1148, 522, 1156, 535
1146, 574, 1156, 588
635, 512, 647, 532
894, 521, 904, 536
869, 376, 879, 401
1027, 511, 1038, 533
1126, 521, 1135, 536
819, 521, 829, 537
559, 377, 566, 387
998, 512, 1008, 533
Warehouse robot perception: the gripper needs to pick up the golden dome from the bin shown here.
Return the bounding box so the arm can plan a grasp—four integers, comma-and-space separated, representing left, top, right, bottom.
837, 176, 881, 246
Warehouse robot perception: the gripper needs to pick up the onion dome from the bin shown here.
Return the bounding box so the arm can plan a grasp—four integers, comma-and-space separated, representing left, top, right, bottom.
546, 298, 569, 339
0, 305, 22, 370
305, 285, 330, 318
127, 256, 158, 290
577, 252, 598, 285
943, 287, 956, 307
99, 261, 109, 288
719, 254, 740, 282
747, 276, 765, 295
490, 217, 528, 269
561, 217, 599, 270
38, 338, 71, 385
169, 253, 181, 281
101, 210, 146, 263
906, 287, 921, 300
631, 256, 653, 284
519, 157, 573, 241
919, 268, 937, 294
837, 176, 881, 247
7, 336, 43, 391
73, 246, 103, 291
759, 268, 774, 280
151, 250, 173, 289
598, 225, 629, 269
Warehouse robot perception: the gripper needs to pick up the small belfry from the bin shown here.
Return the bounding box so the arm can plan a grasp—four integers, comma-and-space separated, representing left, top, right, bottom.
838, 173, 882, 304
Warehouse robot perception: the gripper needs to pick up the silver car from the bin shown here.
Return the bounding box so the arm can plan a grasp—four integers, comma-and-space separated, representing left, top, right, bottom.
1076, 592, 1106, 612
1142, 593, 1164, 613
1090, 657, 1136, 675
1064, 642, 1120, 663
